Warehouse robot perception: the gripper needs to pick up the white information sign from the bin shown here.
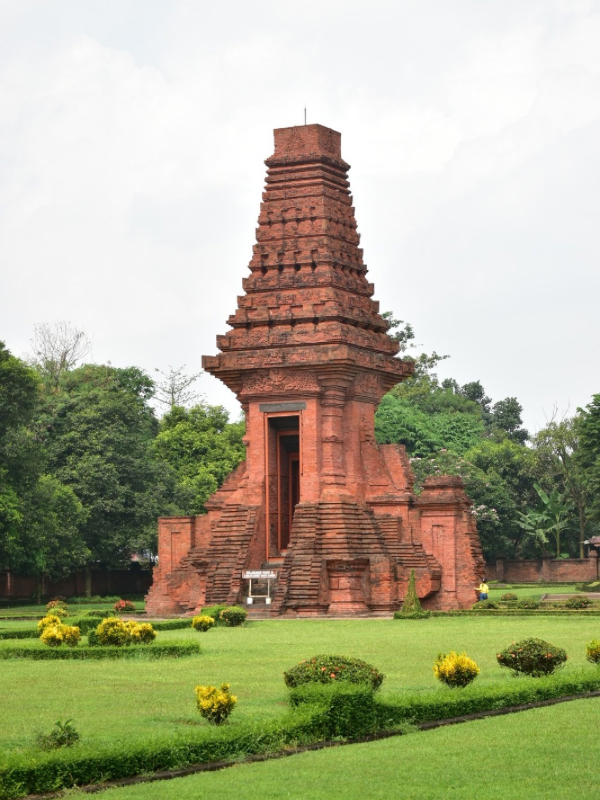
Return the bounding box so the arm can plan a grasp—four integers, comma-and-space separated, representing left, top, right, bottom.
242, 570, 278, 579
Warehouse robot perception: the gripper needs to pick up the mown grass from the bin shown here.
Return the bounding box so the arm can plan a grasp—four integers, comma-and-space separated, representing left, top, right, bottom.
486, 583, 578, 601
2, 616, 600, 760
93, 697, 600, 800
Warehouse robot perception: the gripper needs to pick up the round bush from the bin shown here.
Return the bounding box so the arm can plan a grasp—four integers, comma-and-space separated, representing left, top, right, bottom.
192, 615, 215, 632
517, 597, 539, 609
62, 626, 81, 648
220, 607, 248, 627
472, 600, 498, 610
96, 617, 131, 647
46, 599, 68, 614
586, 639, 600, 665
500, 593, 518, 601
37, 614, 63, 633
433, 651, 479, 688
195, 683, 237, 725
564, 596, 591, 609
40, 625, 64, 647
497, 638, 567, 677
113, 599, 136, 614
126, 621, 156, 644
283, 655, 385, 691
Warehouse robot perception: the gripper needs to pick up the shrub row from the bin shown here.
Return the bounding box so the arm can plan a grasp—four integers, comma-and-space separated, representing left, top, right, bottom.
0, 615, 106, 640
3, 672, 600, 799
427, 609, 600, 618
0, 642, 200, 660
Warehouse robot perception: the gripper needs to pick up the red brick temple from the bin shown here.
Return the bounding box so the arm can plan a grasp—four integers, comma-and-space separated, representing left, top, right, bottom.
146, 124, 484, 616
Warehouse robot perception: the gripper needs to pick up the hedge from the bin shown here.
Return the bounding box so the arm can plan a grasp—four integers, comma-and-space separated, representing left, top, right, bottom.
427, 609, 600, 618
2, 672, 600, 797
0, 616, 107, 640
0, 642, 201, 660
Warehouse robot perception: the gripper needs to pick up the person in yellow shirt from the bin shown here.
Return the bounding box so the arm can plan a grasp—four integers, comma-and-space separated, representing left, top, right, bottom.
477, 579, 489, 600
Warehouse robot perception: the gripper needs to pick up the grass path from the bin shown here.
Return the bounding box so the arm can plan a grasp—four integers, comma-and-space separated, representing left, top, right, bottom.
78, 697, 600, 800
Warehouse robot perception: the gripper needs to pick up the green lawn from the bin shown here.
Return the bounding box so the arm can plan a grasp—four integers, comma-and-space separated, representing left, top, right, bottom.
2, 617, 600, 759
486, 583, 579, 601
93, 698, 600, 800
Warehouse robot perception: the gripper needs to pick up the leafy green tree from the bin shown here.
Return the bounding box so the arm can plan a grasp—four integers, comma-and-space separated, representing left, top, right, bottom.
152, 404, 245, 515
576, 395, 600, 533
39, 364, 165, 591
490, 397, 529, 444
0, 342, 41, 569
534, 417, 591, 556
19, 476, 89, 602
516, 483, 573, 558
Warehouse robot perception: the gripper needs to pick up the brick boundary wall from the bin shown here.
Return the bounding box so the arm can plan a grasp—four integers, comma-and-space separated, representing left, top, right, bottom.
0, 567, 152, 600
488, 554, 599, 583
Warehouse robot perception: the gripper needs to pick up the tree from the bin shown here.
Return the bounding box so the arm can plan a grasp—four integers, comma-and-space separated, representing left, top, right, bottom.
30, 322, 91, 387
40, 364, 164, 593
516, 483, 573, 559
0, 342, 41, 570
534, 416, 591, 557
153, 365, 203, 411
18, 476, 89, 602
491, 397, 529, 444
152, 404, 245, 515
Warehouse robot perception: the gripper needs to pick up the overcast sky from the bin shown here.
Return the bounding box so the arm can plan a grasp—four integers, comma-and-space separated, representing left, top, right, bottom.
1, 0, 599, 432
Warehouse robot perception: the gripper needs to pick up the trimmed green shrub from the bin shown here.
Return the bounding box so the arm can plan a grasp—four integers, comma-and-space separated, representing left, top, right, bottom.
586, 639, 600, 665
126, 622, 156, 644
517, 597, 540, 609
284, 655, 384, 691
433, 652, 479, 688
37, 719, 80, 751
0, 642, 200, 660
220, 607, 248, 627
500, 593, 518, 601
0, 629, 38, 640
201, 605, 229, 624
564, 596, 591, 609
497, 638, 567, 677
195, 683, 237, 724
288, 683, 378, 738
192, 615, 215, 632
472, 600, 498, 610
151, 619, 191, 631
2, 671, 600, 798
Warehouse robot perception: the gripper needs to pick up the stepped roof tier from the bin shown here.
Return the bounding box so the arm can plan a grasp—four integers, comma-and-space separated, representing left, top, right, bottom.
202, 124, 413, 398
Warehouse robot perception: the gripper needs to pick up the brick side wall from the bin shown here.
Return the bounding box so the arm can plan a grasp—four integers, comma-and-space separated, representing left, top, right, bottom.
491, 556, 598, 583
0, 568, 151, 600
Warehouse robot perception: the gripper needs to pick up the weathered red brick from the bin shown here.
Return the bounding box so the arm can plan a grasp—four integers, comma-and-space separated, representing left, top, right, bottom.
146, 124, 485, 616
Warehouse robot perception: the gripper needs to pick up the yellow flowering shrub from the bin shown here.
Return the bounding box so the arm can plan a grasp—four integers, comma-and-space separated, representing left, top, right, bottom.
433, 651, 480, 688
40, 625, 65, 647
37, 614, 63, 633
96, 617, 131, 647
62, 626, 81, 648
586, 639, 600, 665
195, 683, 237, 725
191, 615, 215, 632
126, 621, 156, 644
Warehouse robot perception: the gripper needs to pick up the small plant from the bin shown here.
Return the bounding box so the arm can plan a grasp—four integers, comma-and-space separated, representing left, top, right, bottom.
46, 599, 68, 614
40, 625, 65, 647
497, 638, 567, 677
472, 599, 498, 610
395, 569, 430, 619
433, 652, 480, 688
192, 615, 215, 632
87, 629, 100, 647
37, 614, 63, 633
195, 683, 237, 725
220, 607, 248, 627
37, 719, 80, 750
126, 621, 156, 644
113, 599, 136, 614
517, 597, 539, 609
586, 639, 600, 665
62, 625, 81, 647
564, 596, 590, 609
96, 617, 131, 646
501, 593, 518, 601
284, 655, 384, 691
